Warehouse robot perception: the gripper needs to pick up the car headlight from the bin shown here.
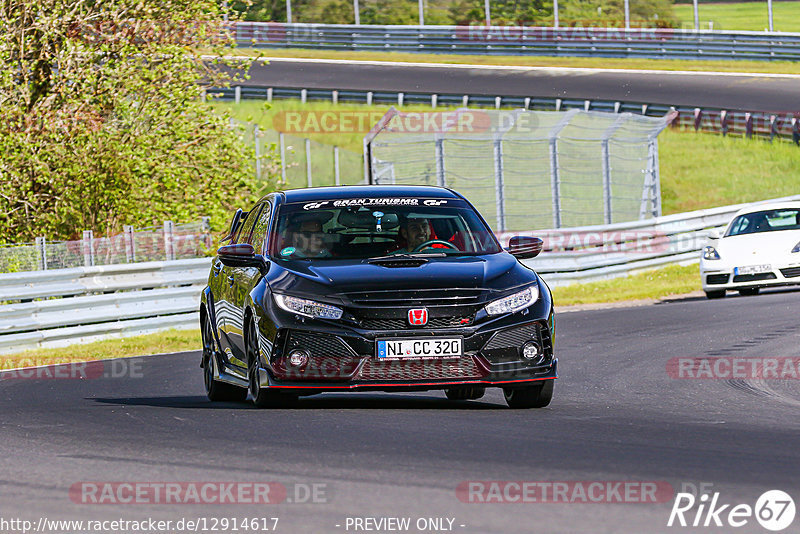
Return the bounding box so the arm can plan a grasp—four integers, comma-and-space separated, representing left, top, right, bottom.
274, 294, 343, 320
702, 246, 721, 260
485, 285, 539, 316
792, 241, 800, 253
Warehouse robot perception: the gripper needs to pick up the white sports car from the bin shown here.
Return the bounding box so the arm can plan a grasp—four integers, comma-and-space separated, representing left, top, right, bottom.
700, 201, 800, 299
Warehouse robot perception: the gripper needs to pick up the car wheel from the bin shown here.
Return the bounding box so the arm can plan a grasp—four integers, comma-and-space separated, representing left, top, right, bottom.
445, 387, 486, 400
503, 380, 554, 409
738, 288, 760, 296
246, 318, 297, 409
202, 313, 247, 403
705, 290, 726, 299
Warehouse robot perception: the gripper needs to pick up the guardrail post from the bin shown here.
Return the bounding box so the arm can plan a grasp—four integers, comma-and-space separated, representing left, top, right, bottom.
164, 221, 175, 261
332, 90, 338, 104
495, 96, 501, 109
367, 91, 373, 106
434, 136, 446, 187
693, 108, 702, 131
769, 115, 777, 142
745, 113, 753, 139
524, 97, 530, 109
398, 92, 404, 106
300, 88, 307, 103
123, 225, 136, 263
305, 138, 313, 187
35, 237, 47, 271
267, 87, 273, 102
493, 139, 506, 232
463, 95, 470, 107
432, 94, 438, 108
720, 110, 728, 137
82, 230, 94, 267
279, 132, 287, 185
234, 86, 241, 104
792, 117, 799, 145
334, 146, 341, 185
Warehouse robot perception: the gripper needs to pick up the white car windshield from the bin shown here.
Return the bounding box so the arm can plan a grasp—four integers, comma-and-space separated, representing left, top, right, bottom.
725, 208, 800, 237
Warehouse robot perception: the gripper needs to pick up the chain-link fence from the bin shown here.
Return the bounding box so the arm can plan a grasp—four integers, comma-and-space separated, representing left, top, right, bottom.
0, 220, 212, 273
365, 108, 676, 232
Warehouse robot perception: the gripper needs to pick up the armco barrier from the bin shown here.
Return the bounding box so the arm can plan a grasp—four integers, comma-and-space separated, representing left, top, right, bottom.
1, 195, 798, 353
232, 22, 800, 62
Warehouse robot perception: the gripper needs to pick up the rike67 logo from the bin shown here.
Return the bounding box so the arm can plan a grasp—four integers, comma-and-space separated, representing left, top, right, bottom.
668, 490, 796, 531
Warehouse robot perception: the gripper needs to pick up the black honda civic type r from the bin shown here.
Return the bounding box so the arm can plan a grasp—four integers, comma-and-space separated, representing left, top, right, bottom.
200, 185, 556, 409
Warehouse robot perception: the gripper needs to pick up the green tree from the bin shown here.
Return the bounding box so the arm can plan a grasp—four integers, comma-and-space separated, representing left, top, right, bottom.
0, 0, 277, 243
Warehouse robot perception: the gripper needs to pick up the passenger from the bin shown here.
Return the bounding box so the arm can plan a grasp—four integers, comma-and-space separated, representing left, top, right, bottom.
283, 212, 333, 258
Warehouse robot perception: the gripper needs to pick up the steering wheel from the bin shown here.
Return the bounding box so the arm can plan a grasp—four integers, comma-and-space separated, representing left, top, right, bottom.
412, 239, 459, 252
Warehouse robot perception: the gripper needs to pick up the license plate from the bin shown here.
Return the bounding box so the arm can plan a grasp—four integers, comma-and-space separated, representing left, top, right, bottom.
376, 338, 462, 359
734, 264, 772, 275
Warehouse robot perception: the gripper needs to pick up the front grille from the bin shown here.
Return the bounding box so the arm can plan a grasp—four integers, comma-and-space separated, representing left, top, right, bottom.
732, 273, 777, 283
360, 316, 473, 330
780, 267, 800, 278
358, 355, 483, 381
285, 331, 356, 359
706, 274, 729, 285
341, 288, 487, 307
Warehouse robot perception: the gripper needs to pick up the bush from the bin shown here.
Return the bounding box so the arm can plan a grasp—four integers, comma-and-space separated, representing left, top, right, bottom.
0, 0, 278, 243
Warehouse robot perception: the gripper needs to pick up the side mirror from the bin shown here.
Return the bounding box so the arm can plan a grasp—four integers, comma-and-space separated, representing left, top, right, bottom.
707, 229, 721, 240
506, 236, 543, 259
217, 244, 269, 273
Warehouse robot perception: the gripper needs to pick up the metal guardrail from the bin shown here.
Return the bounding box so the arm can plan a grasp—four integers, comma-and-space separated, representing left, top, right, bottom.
1, 194, 798, 354
211, 86, 800, 145
232, 22, 800, 61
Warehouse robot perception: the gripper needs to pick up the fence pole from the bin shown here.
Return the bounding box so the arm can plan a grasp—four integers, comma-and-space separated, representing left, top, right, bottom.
492, 139, 506, 232
35, 237, 47, 271
418, 0, 424, 25
624, 0, 630, 29
484, 0, 491, 25
768, 0, 774, 31
123, 225, 136, 263
201, 217, 212, 252
305, 138, 313, 187
548, 140, 561, 228
279, 132, 287, 184
553, 0, 559, 27
254, 124, 262, 179
601, 140, 612, 225
652, 138, 662, 217
164, 221, 175, 261
434, 136, 446, 187
693, 0, 699, 30
286, 0, 292, 23
334, 146, 341, 185
354, 0, 360, 24
82, 230, 94, 267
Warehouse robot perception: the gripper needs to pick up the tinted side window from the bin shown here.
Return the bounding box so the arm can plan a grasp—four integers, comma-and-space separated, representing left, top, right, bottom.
236, 204, 263, 244
250, 202, 272, 254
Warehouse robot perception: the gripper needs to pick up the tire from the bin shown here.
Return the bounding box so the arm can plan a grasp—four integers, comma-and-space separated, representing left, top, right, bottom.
738, 288, 760, 296
445, 387, 486, 401
503, 380, 554, 409
202, 312, 247, 403
705, 290, 726, 299
246, 318, 298, 409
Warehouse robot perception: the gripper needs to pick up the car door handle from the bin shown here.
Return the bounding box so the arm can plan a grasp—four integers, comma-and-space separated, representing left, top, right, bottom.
227, 275, 235, 287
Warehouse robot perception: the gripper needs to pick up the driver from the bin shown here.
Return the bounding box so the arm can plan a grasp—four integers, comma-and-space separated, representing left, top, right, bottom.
392, 214, 456, 254
283, 212, 333, 258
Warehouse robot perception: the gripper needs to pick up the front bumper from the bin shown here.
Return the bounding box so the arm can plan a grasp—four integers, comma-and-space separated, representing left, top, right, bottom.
256, 313, 557, 392
701, 263, 800, 291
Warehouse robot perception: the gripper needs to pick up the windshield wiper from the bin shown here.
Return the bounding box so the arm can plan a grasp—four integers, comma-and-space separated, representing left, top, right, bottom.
366, 252, 447, 263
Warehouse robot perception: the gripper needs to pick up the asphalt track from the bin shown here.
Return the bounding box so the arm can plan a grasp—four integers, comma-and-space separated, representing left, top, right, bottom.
237, 58, 800, 112
3, 287, 800, 533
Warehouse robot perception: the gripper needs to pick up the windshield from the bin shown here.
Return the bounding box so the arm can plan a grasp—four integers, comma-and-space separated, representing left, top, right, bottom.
725, 208, 800, 237
270, 198, 501, 260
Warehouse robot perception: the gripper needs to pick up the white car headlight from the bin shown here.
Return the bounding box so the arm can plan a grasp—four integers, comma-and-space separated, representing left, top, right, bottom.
485, 285, 539, 316
274, 294, 343, 320
792, 241, 800, 253
702, 246, 721, 260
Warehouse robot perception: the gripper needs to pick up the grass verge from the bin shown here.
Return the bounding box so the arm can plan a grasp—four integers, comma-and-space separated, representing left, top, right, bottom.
227, 47, 800, 75
551, 263, 701, 306
0, 329, 199, 370
674, 1, 800, 33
